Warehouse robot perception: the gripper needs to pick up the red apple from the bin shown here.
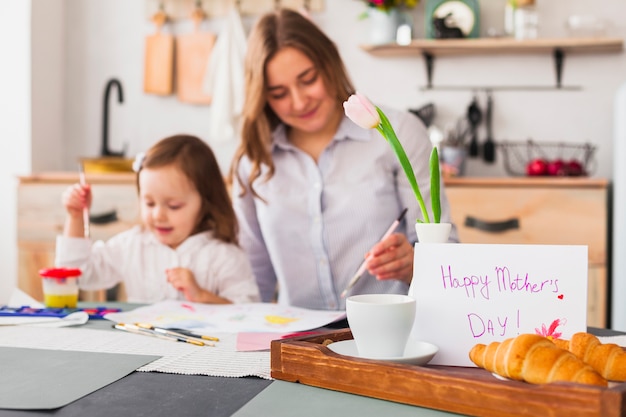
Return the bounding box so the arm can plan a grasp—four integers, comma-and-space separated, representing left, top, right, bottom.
526, 158, 549, 176
566, 159, 585, 176
547, 159, 567, 176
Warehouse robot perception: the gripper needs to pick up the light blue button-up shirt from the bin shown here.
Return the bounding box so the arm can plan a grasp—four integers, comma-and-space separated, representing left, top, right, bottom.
232, 108, 458, 310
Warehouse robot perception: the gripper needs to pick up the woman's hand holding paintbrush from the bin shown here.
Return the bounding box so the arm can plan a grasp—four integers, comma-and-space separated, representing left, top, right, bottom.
341, 208, 408, 298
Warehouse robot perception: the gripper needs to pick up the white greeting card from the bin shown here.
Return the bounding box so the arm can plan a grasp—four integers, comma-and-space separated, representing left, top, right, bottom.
408, 243, 588, 366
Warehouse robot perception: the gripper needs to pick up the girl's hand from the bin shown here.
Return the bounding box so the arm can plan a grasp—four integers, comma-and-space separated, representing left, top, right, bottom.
365, 233, 414, 286
62, 183, 91, 219
62, 183, 91, 238
166, 268, 231, 304
166, 267, 203, 301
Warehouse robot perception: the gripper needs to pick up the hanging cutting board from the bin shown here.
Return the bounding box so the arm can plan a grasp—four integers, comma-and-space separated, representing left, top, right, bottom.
143, 10, 174, 95
176, 7, 216, 105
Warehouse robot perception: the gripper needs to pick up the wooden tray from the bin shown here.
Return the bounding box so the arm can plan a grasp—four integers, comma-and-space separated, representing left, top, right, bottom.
271, 329, 626, 417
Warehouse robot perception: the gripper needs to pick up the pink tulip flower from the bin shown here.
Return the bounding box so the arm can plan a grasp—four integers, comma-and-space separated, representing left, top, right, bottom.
343, 92, 380, 129
343, 92, 441, 224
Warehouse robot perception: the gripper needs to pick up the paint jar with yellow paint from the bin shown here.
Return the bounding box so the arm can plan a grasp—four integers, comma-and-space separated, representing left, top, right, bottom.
40, 268, 82, 308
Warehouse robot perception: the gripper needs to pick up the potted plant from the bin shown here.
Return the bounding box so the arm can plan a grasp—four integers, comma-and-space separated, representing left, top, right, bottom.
359, 0, 420, 45
343, 92, 451, 243
360, 0, 419, 13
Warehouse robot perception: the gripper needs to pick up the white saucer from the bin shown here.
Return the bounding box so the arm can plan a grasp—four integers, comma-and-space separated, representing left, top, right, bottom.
326, 339, 438, 365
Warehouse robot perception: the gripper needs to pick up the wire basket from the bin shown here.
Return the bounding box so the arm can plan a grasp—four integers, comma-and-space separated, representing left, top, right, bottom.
500, 140, 597, 177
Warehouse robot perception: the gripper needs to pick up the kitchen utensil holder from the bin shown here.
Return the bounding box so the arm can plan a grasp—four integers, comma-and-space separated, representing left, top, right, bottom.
409, 103, 436, 127
500, 139, 596, 176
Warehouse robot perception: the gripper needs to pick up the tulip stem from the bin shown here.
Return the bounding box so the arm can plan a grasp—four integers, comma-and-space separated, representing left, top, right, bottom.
376, 107, 431, 223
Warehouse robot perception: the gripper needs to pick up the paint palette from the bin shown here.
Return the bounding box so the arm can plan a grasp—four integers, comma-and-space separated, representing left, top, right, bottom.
0, 306, 121, 320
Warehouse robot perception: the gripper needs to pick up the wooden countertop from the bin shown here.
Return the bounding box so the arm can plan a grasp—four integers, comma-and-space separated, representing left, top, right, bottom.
18, 173, 609, 188
444, 177, 609, 188
18, 172, 136, 184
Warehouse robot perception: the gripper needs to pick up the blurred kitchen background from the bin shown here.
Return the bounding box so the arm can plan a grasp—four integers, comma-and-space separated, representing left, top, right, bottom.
2, 0, 626, 326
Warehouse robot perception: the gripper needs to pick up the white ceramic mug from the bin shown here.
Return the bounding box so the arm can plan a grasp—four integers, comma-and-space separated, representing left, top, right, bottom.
346, 294, 416, 359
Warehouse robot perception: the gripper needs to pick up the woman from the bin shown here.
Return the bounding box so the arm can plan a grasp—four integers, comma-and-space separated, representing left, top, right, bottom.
230, 9, 457, 310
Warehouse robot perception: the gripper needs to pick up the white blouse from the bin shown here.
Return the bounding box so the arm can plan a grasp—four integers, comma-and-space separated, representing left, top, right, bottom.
55, 226, 260, 304
233, 109, 458, 310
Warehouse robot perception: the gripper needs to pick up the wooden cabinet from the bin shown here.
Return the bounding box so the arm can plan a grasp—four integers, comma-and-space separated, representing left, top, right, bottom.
17, 173, 138, 301
18, 173, 610, 326
444, 177, 609, 327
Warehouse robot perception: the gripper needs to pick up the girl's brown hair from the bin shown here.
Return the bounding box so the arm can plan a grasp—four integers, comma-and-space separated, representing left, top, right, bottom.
229, 8, 355, 198
137, 134, 239, 245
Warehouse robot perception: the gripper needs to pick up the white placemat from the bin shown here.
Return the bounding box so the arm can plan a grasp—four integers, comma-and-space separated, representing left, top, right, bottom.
0, 326, 271, 379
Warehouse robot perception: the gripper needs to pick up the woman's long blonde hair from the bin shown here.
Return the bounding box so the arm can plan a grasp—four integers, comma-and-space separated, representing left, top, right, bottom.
230, 8, 355, 199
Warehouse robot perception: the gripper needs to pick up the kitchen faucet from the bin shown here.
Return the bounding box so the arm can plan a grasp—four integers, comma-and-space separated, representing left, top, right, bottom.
101, 78, 126, 157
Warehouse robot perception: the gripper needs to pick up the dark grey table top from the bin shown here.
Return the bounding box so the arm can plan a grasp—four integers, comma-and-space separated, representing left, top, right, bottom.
0, 302, 272, 417
0, 302, 621, 417
0, 373, 272, 417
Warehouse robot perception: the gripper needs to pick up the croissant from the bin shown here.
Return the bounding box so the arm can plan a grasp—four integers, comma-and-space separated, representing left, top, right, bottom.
469, 333, 607, 387
552, 332, 626, 382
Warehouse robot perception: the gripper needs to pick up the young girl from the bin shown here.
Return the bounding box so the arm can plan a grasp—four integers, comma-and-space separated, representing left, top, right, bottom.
57, 134, 260, 304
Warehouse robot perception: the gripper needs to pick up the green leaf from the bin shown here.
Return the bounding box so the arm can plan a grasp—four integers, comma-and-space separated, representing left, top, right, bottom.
376, 107, 430, 223
429, 147, 441, 223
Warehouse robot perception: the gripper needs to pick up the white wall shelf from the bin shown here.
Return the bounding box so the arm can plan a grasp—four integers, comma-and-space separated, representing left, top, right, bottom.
361, 37, 624, 90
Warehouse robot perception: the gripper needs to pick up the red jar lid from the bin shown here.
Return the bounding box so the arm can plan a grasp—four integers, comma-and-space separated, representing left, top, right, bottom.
39, 268, 82, 278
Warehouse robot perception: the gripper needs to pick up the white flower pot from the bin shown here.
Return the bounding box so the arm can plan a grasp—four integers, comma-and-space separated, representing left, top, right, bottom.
414, 222, 452, 243
367, 8, 400, 45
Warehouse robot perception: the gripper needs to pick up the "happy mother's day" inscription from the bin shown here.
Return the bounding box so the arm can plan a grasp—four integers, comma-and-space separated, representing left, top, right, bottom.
408, 243, 588, 366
